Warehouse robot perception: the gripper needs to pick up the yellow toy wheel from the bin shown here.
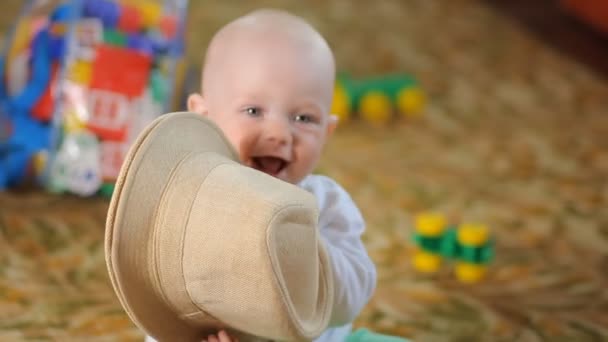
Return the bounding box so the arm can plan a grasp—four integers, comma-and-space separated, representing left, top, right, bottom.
413, 250, 442, 273
330, 83, 351, 123
415, 212, 447, 237
455, 262, 486, 283
359, 91, 392, 125
457, 223, 489, 247
397, 87, 425, 118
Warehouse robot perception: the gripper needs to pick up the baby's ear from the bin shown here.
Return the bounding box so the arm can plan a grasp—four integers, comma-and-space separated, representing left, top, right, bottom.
187, 93, 208, 116
326, 114, 338, 136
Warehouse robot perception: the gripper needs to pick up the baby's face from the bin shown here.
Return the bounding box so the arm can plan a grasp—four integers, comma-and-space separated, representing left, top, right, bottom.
190, 35, 336, 184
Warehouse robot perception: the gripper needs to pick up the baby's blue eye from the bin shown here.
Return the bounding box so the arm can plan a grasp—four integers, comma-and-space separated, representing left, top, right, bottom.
246, 107, 261, 116
294, 114, 314, 123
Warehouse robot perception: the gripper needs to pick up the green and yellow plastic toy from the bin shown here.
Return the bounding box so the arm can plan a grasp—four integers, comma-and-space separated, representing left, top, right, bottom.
412, 212, 494, 283
331, 73, 425, 125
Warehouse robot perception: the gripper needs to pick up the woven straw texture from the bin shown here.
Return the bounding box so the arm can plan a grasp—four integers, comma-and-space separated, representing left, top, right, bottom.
1, 1, 607, 341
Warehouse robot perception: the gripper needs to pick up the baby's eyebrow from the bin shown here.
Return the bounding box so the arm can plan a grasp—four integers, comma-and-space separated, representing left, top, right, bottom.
294, 100, 323, 111
233, 96, 257, 103
232, 91, 265, 102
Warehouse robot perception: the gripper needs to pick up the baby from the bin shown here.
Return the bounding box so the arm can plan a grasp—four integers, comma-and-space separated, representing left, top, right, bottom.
147, 8, 377, 342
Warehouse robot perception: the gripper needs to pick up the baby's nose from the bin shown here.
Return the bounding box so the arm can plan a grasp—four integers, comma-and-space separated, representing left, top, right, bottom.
264, 117, 292, 145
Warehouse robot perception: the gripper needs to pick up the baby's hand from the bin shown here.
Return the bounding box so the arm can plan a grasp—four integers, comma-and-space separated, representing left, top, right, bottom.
202, 330, 238, 342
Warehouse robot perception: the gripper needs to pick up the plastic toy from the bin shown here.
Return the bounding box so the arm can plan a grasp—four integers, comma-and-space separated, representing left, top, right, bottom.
0, 3, 72, 189
331, 73, 425, 125
48, 131, 102, 196
411, 212, 494, 283
0, 109, 51, 189
0, 0, 188, 195
452, 223, 494, 283
411, 212, 450, 273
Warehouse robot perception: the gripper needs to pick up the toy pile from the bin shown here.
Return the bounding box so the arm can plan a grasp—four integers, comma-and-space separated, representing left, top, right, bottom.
0, 0, 188, 196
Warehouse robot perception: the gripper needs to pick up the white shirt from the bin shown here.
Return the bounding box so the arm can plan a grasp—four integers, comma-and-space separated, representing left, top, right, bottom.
299, 175, 377, 342
145, 174, 377, 342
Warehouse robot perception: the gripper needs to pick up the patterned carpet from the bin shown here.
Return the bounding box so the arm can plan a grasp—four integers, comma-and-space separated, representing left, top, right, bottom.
2, 0, 608, 341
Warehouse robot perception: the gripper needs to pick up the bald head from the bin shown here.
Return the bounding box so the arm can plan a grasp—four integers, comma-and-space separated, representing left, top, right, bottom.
201, 9, 335, 97
210, 8, 326, 45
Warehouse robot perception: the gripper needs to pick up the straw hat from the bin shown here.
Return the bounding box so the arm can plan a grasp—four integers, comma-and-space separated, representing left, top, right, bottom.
105, 112, 334, 341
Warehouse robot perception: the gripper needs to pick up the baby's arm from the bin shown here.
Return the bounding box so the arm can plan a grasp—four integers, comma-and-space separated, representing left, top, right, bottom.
309, 176, 377, 326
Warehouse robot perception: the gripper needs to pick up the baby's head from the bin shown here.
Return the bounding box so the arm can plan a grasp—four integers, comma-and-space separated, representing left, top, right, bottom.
188, 9, 337, 184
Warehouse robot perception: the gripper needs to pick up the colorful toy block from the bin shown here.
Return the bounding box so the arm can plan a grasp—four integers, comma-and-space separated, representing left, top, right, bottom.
331, 73, 426, 125
411, 212, 495, 283
90, 44, 152, 98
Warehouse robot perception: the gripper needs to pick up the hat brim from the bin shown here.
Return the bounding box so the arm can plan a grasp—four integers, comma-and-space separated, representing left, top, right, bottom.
105, 112, 239, 341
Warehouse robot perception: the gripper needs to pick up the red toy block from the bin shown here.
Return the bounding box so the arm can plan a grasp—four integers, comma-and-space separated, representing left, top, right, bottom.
117, 4, 142, 34
31, 62, 60, 122
90, 44, 151, 98
86, 88, 129, 141
160, 15, 178, 39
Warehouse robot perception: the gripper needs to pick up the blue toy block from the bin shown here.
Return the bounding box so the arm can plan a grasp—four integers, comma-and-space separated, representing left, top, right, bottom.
0, 110, 51, 188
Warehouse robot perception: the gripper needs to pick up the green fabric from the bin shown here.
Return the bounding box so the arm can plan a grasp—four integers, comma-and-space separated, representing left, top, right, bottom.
346, 328, 409, 342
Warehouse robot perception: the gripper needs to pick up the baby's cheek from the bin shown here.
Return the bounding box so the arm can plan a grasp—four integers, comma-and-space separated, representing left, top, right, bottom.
233, 134, 256, 163
307, 146, 325, 171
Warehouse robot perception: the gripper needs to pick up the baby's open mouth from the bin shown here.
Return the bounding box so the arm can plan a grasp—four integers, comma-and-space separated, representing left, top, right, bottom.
252, 156, 288, 176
